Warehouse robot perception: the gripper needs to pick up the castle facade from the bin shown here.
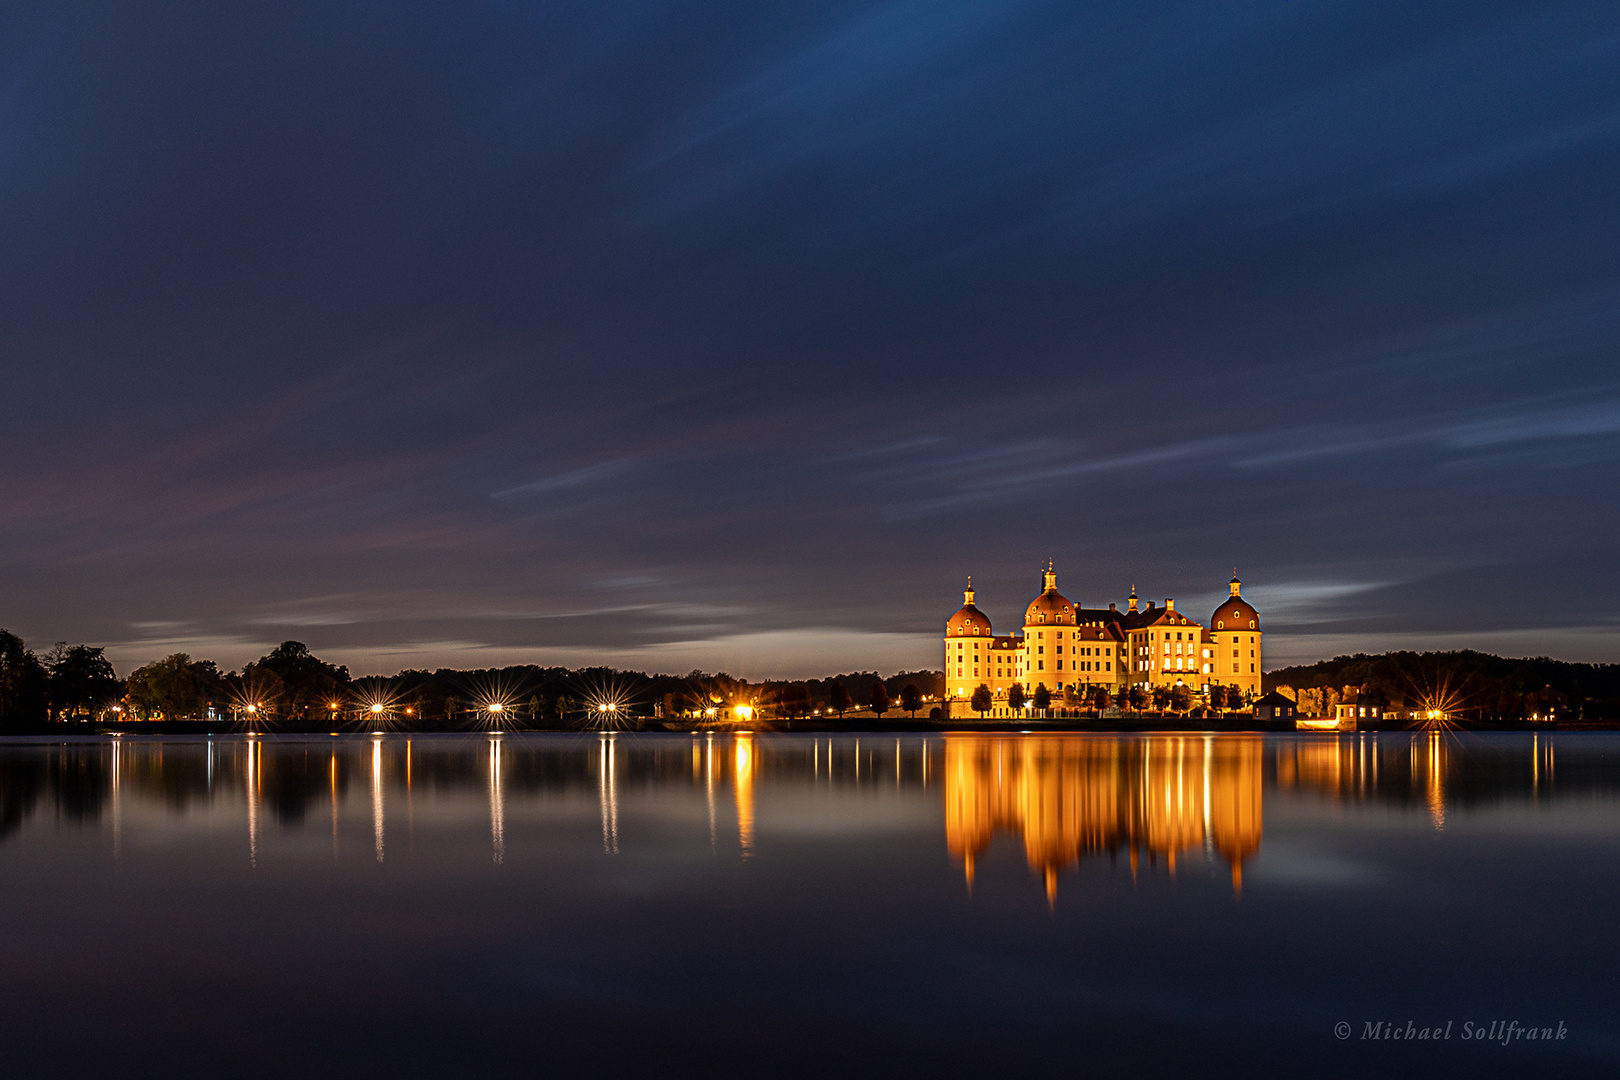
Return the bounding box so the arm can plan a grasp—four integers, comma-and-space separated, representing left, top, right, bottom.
944, 564, 1262, 713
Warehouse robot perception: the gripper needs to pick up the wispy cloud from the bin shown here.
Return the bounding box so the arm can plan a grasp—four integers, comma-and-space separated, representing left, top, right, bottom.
491, 459, 636, 498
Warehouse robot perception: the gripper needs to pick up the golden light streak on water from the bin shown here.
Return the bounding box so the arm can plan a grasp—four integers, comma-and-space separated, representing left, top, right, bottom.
371, 737, 385, 863
489, 737, 504, 866
599, 734, 619, 855
246, 737, 260, 870
330, 750, 339, 861
1427, 732, 1446, 831
110, 738, 122, 866
406, 739, 414, 850
705, 732, 716, 853
734, 733, 755, 860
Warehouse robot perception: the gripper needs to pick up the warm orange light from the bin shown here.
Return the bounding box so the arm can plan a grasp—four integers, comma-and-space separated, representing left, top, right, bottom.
371, 703, 385, 714
734, 704, 753, 721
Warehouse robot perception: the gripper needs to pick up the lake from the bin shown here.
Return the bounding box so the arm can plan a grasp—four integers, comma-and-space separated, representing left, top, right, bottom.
0, 731, 1614, 1077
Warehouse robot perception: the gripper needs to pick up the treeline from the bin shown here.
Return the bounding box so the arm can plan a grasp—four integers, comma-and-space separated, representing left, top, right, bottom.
0, 631, 944, 730
1266, 650, 1620, 721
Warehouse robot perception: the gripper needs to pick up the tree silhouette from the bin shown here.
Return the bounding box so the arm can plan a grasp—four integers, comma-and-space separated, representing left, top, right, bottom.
44, 644, 119, 721
1007, 682, 1026, 712
970, 685, 992, 717
829, 683, 853, 719
1032, 684, 1051, 713
126, 654, 222, 721
868, 682, 891, 719
0, 631, 47, 730
901, 684, 922, 717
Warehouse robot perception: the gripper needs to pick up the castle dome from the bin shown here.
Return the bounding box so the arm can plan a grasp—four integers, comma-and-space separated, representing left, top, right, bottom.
947, 578, 993, 636
1024, 563, 1077, 626
1212, 574, 1260, 630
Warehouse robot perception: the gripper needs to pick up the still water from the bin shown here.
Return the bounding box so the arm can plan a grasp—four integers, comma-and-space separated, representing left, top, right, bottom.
0, 731, 1615, 1078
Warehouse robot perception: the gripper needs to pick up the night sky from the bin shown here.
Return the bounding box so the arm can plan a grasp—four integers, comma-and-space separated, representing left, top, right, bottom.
3, 1, 1617, 677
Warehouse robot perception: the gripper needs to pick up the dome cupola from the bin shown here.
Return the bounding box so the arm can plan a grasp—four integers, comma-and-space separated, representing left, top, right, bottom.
947, 576, 993, 636
1212, 572, 1260, 630
1023, 561, 1077, 626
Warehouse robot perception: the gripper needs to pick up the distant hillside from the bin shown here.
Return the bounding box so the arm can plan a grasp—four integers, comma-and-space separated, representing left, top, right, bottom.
1266, 650, 1620, 720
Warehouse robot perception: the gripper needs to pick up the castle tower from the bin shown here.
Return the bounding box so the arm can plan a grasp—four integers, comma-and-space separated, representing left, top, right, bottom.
945, 577, 993, 700
1022, 562, 1077, 696
1209, 572, 1262, 704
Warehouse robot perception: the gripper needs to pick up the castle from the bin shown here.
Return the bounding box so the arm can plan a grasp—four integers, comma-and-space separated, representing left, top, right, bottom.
944, 563, 1262, 714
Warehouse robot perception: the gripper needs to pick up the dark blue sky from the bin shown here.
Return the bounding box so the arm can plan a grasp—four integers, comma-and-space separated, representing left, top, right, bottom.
3, 0, 1617, 676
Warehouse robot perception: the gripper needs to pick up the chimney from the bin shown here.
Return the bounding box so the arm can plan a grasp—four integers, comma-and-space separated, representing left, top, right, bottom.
1146, 600, 1155, 610
1166, 599, 1175, 611
1108, 603, 1117, 612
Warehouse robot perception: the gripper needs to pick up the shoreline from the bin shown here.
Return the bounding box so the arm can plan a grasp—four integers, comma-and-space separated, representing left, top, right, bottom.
4, 718, 1614, 737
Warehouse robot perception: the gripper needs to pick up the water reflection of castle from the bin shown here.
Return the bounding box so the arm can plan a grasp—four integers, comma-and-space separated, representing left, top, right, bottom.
943, 735, 1263, 900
